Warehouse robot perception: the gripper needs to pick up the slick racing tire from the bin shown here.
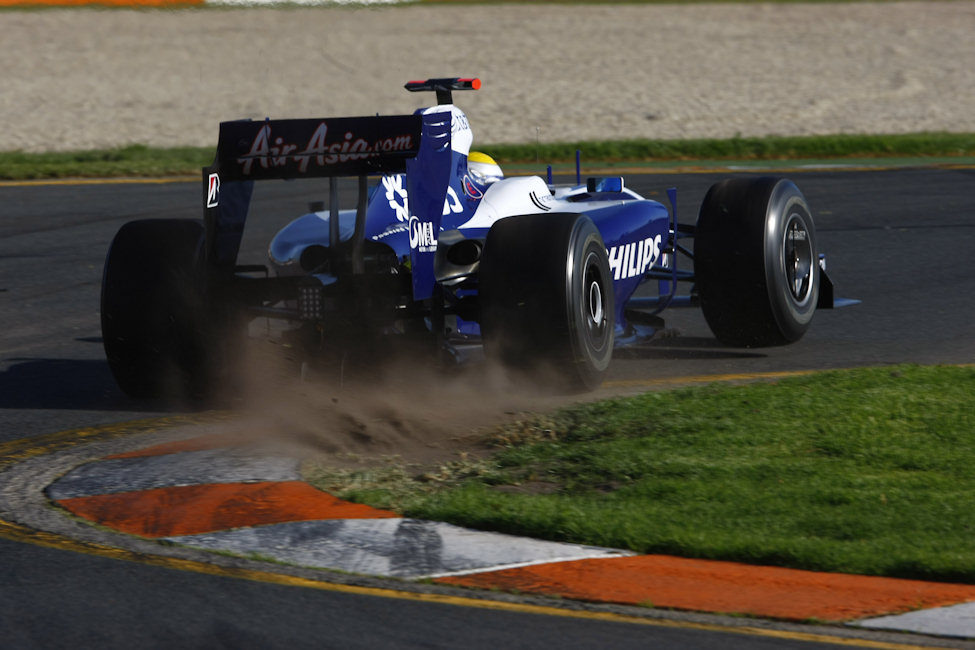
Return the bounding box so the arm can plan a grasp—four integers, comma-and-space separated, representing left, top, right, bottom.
480, 213, 614, 392
695, 177, 819, 347
101, 219, 239, 401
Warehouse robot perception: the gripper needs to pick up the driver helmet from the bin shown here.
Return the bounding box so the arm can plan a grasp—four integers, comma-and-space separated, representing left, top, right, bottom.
467, 151, 504, 186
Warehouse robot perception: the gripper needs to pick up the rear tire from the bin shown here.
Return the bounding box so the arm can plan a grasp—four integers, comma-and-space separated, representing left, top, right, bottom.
479, 213, 614, 391
695, 177, 819, 347
101, 219, 239, 401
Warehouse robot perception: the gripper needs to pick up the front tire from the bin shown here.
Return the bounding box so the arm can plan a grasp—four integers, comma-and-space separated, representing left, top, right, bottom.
479, 213, 614, 391
695, 177, 819, 347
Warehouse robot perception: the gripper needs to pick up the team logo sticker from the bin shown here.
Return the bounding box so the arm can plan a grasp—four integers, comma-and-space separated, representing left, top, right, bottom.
608, 234, 662, 281
409, 216, 437, 253
463, 175, 483, 199
443, 186, 463, 215
384, 175, 465, 222
383, 175, 410, 222
206, 173, 220, 208
529, 191, 552, 212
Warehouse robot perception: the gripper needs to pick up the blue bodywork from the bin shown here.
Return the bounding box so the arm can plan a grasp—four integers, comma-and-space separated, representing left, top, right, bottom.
204, 96, 681, 352
265, 110, 674, 345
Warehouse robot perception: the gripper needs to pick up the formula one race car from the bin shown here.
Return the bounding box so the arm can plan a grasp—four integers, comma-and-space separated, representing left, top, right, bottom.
101, 77, 850, 399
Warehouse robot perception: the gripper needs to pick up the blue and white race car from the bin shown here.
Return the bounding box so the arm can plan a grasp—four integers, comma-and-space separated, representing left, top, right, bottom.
101, 78, 849, 398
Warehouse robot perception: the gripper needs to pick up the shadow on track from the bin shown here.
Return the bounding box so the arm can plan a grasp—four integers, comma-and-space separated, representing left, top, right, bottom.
613, 337, 767, 361
0, 357, 179, 412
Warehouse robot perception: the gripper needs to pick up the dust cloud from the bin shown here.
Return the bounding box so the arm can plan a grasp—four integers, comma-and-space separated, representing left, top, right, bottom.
212, 337, 560, 471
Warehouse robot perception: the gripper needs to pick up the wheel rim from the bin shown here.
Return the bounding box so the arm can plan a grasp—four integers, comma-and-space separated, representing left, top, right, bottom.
583, 251, 608, 350
783, 213, 814, 304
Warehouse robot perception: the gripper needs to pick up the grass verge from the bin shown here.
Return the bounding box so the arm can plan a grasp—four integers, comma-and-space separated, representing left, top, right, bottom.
0, 145, 212, 181
305, 364, 975, 583
3, 132, 975, 180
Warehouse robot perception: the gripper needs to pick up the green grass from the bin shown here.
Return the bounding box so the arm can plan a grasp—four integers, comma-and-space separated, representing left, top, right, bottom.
487, 132, 975, 164
3, 133, 975, 181
0, 145, 213, 181
306, 365, 975, 583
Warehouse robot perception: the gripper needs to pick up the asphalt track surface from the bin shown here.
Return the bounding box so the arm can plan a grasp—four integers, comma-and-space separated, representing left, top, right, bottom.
1, 167, 974, 648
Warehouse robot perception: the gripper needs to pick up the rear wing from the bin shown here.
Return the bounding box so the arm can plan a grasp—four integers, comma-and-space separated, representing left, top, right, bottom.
207, 115, 421, 183
203, 112, 451, 299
